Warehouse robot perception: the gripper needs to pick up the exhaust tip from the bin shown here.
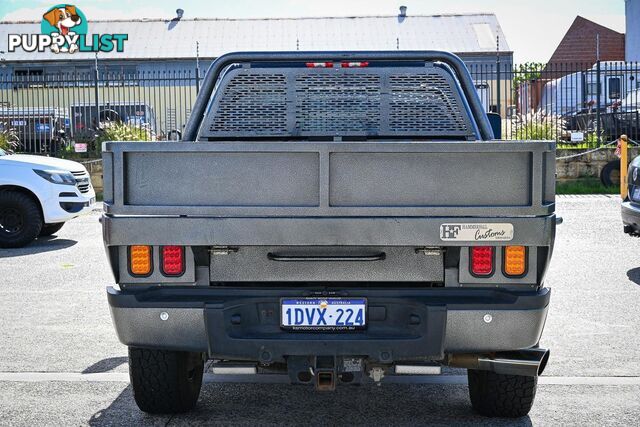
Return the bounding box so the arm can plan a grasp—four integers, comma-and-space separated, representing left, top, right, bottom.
536, 349, 550, 376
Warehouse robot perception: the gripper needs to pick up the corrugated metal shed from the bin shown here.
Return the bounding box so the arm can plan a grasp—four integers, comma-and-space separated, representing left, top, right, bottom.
0, 13, 510, 62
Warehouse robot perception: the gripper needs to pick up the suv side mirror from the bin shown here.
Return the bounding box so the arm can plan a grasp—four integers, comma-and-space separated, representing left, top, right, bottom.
486, 112, 501, 140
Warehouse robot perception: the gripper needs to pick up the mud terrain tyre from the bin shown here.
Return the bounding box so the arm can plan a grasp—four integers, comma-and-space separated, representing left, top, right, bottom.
129, 347, 204, 414
0, 191, 42, 248
468, 369, 538, 418
39, 222, 65, 237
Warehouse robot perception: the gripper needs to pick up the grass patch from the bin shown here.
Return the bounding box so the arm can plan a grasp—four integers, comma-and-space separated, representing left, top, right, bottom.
95, 191, 103, 202
556, 178, 618, 195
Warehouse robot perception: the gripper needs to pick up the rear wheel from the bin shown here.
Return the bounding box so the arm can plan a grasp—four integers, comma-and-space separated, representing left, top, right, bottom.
39, 222, 65, 237
128, 347, 204, 414
468, 369, 538, 418
0, 191, 43, 248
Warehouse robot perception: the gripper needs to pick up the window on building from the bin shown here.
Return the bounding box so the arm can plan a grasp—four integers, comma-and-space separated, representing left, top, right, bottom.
13, 68, 45, 88
14, 68, 44, 77
608, 77, 621, 99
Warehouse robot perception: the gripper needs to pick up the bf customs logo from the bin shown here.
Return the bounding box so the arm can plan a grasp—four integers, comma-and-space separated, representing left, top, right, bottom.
441, 224, 462, 239
7, 4, 128, 54
440, 223, 514, 242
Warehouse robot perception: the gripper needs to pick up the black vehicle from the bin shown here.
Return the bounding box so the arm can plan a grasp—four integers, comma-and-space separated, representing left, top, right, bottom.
0, 108, 70, 153
70, 102, 157, 135
102, 51, 556, 418
622, 155, 640, 236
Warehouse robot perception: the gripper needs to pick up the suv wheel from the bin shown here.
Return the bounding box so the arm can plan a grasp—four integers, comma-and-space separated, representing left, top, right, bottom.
468, 369, 538, 418
0, 191, 43, 248
128, 347, 204, 414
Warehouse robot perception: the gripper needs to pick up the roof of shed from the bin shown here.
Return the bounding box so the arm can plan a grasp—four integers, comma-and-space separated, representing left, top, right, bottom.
0, 13, 510, 62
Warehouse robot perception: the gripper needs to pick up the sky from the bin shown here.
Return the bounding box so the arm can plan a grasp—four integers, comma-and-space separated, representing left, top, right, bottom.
0, 0, 627, 63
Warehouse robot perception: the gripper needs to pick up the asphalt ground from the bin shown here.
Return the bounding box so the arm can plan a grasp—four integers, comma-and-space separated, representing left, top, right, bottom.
0, 195, 639, 425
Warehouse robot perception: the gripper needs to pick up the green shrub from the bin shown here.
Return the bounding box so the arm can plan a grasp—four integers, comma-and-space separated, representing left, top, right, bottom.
0, 124, 19, 153
94, 122, 151, 144
514, 121, 557, 140
509, 113, 566, 141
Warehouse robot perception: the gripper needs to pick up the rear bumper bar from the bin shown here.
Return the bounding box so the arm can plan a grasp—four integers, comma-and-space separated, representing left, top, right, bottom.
107, 286, 550, 363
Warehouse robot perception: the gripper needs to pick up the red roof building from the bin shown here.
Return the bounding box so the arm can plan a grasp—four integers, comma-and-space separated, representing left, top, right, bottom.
545, 16, 625, 74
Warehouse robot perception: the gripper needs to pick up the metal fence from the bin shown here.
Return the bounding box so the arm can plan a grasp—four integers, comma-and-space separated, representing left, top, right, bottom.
468, 61, 640, 147
1, 60, 639, 156
0, 69, 199, 156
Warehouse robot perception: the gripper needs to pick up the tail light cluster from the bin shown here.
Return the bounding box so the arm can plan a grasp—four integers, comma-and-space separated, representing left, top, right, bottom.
128, 245, 185, 277
470, 246, 494, 276
470, 246, 528, 278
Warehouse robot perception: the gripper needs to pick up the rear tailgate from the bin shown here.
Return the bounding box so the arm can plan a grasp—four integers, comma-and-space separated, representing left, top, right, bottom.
103, 140, 554, 218
102, 140, 555, 283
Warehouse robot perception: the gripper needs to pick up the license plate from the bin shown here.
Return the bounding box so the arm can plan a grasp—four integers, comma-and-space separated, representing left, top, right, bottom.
281, 298, 366, 331
633, 187, 640, 201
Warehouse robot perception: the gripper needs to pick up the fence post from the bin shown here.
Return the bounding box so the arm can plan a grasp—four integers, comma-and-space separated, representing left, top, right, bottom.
596, 60, 601, 145
620, 134, 628, 199
496, 58, 501, 116
93, 56, 100, 138
195, 66, 200, 94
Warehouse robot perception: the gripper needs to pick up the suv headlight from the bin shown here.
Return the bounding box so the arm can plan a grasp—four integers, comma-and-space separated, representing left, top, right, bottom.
33, 169, 77, 186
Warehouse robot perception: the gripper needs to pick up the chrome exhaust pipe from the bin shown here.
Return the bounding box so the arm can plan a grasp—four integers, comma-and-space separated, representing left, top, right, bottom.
447, 348, 550, 377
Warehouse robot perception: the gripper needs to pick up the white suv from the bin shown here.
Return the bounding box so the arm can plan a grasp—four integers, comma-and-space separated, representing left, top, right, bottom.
0, 148, 96, 248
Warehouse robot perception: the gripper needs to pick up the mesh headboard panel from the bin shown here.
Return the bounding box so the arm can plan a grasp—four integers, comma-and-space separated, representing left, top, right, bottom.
199, 64, 477, 139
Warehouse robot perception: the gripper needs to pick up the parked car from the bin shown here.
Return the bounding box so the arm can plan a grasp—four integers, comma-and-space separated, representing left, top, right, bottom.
622, 154, 640, 236
540, 62, 640, 117
0, 108, 70, 154
0, 149, 95, 248
70, 102, 157, 135
102, 51, 556, 418
614, 88, 640, 140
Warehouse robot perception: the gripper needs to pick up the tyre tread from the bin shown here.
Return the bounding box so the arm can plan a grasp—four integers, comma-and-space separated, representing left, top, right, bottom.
129, 347, 203, 414
468, 369, 537, 418
0, 191, 42, 248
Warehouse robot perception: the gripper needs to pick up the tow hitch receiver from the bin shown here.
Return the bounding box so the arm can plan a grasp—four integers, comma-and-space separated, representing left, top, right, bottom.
315, 356, 336, 391
287, 356, 364, 390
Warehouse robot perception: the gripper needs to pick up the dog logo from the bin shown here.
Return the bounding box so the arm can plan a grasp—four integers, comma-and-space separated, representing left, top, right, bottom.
41, 4, 85, 53
7, 5, 127, 54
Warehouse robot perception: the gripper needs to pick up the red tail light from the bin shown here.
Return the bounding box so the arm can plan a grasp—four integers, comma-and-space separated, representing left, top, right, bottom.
470, 246, 494, 276
306, 62, 333, 68
341, 61, 369, 68
161, 246, 184, 276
